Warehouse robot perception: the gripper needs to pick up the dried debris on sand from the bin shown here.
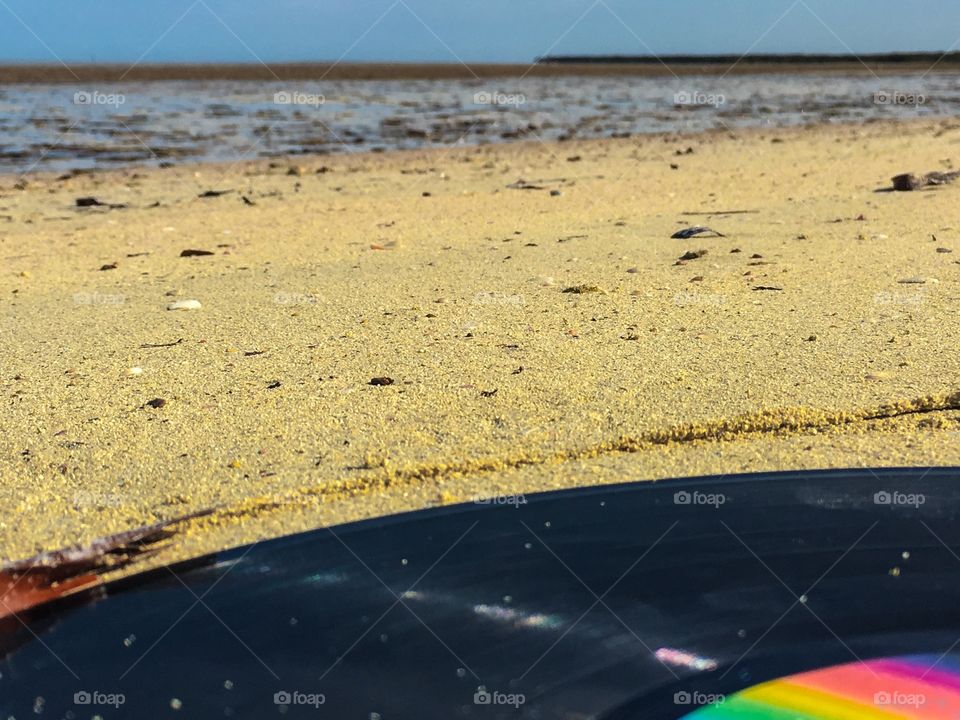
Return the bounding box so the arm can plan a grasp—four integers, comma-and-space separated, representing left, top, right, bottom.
0, 511, 210, 617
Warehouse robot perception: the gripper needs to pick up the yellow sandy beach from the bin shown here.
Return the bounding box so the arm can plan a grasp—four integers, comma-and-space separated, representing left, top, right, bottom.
2, 117, 960, 571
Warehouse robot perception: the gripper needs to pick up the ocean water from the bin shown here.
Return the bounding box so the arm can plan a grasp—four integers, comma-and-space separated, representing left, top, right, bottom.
1, 72, 958, 174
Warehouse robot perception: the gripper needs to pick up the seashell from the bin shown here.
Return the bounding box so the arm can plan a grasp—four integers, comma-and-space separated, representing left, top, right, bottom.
167, 299, 202, 311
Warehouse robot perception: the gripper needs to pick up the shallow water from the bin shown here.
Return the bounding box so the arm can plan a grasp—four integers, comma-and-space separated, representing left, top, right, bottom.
1, 72, 957, 174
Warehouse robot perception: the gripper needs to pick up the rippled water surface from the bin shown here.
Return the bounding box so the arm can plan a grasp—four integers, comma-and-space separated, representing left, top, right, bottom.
1, 73, 958, 173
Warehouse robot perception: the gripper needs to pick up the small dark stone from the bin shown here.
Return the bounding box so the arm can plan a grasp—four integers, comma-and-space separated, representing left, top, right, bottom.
369, 377, 394, 386
76, 197, 105, 207
480, 389, 498, 397
679, 249, 707, 261
267, 381, 282, 389
99, 262, 118, 271
180, 249, 215, 257
145, 398, 166, 409
892, 173, 922, 191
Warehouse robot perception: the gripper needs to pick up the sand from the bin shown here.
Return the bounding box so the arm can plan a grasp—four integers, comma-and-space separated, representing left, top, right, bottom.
2, 117, 960, 573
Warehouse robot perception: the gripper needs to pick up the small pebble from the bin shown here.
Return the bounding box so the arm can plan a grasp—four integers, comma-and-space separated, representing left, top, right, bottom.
167, 299, 202, 311
128, 367, 143, 376
369, 377, 394, 386
145, 398, 166, 409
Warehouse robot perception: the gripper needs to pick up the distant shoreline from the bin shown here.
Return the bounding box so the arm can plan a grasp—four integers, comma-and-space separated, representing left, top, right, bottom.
1, 56, 959, 83
537, 51, 960, 65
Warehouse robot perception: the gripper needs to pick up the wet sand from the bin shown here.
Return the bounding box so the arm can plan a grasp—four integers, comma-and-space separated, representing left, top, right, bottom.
2, 117, 960, 572
3, 59, 960, 84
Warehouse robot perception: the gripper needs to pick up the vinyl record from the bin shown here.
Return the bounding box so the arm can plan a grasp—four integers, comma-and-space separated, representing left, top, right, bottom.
3, 467, 960, 719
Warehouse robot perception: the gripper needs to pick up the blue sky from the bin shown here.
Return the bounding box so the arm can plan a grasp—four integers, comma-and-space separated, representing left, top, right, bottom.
1, 0, 959, 64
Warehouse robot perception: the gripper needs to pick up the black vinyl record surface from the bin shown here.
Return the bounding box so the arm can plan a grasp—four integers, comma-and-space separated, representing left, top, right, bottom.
3, 467, 960, 719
